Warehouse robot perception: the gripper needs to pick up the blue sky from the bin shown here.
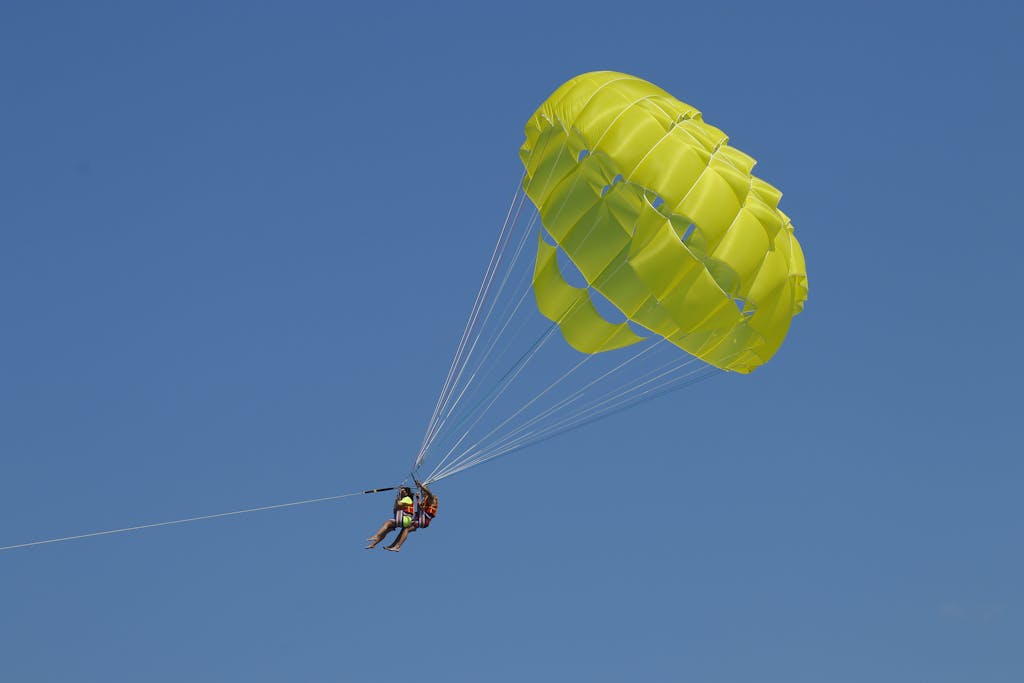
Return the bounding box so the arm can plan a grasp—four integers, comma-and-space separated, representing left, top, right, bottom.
2, 1, 1021, 681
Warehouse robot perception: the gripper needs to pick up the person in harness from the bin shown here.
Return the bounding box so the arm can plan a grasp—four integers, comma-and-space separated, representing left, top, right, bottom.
365, 486, 415, 549
381, 480, 438, 553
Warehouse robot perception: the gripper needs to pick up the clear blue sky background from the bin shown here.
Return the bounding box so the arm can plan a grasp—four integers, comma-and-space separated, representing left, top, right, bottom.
2, 2, 1021, 681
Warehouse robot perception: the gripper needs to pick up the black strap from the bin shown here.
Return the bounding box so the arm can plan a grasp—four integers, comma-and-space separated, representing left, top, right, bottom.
361, 486, 396, 495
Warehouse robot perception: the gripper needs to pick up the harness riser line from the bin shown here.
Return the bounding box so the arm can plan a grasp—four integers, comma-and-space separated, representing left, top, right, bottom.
3, 485, 401, 553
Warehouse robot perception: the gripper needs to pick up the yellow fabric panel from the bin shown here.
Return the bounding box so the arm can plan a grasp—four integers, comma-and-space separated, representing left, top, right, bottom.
535, 152, 624, 242
574, 85, 671, 142
627, 128, 711, 208
602, 180, 648, 228
559, 305, 647, 353
522, 125, 575, 205
628, 219, 702, 299
659, 266, 741, 334
593, 257, 667, 326
559, 200, 633, 283
745, 246, 789, 311
744, 193, 785, 241
628, 298, 680, 339
538, 171, 602, 243
746, 279, 796, 362
572, 92, 637, 145
629, 194, 676, 250
521, 124, 591, 206
533, 236, 587, 315
596, 103, 675, 176
715, 145, 756, 175
711, 154, 754, 205
750, 176, 783, 209
532, 236, 644, 353
604, 209, 686, 340
672, 158, 747, 253
674, 118, 727, 151
787, 233, 808, 313
522, 71, 807, 372
585, 194, 681, 340
699, 325, 766, 370
711, 208, 771, 298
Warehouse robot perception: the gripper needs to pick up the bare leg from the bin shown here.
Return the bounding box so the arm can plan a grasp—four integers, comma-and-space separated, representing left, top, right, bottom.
366, 520, 397, 549
384, 526, 415, 552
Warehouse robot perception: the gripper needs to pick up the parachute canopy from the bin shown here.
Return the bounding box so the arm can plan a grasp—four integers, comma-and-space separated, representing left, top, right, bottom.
521, 71, 807, 373
413, 72, 808, 484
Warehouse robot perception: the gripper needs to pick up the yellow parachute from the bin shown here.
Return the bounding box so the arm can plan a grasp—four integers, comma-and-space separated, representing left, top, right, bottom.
413, 72, 807, 483
522, 71, 807, 373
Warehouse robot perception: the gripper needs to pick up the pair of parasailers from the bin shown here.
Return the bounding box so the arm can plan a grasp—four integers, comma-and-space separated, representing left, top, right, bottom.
365, 480, 438, 552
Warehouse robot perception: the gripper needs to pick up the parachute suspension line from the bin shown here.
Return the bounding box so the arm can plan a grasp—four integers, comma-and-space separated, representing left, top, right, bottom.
422, 319, 561, 483
438, 362, 720, 481
501, 363, 720, 455
418, 132, 562, 469
426, 326, 658, 483
418, 243, 547, 481
450, 225, 540, 408
417, 183, 525, 462
415, 179, 528, 469
419, 290, 544, 473
422, 245, 639, 484
423, 192, 662, 481
430, 342, 741, 481
419, 132, 720, 484
0, 489, 381, 553
434, 340, 604, 478
440, 337, 673, 472
418, 188, 538, 463
423, 221, 693, 481
420, 293, 540, 479
428, 341, 679, 482
433, 363, 722, 481
448, 345, 749, 479
420, 187, 723, 483
484, 357, 713, 461
418, 207, 540, 458
457, 263, 657, 444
